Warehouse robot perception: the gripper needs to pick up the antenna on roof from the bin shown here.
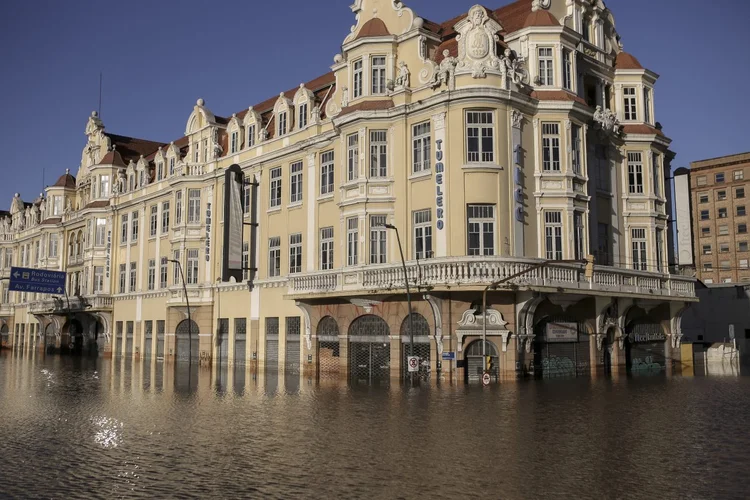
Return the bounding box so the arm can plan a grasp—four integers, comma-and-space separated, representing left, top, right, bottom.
98, 72, 103, 118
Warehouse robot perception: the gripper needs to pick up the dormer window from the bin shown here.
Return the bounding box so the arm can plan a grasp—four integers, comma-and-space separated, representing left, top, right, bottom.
230, 131, 239, 154
298, 103, 308, 129
247, 125, 256, 148
278, 111, 288, 136
139, 170, 146, 187
169, 158, 175, 176
129, 174, 135, 191
353, 59, 363, 98
156, 162, 164, 181
582, 16, 592, 43
100, 175, 110, 198
371, 56, 386, 95
562, 49, 573, 91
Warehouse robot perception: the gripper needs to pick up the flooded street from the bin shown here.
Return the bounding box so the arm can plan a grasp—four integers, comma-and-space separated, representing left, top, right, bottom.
1, 350, 748, 499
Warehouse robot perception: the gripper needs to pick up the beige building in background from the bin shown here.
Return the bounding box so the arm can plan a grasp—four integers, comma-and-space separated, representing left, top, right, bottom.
0, 0, 695, 383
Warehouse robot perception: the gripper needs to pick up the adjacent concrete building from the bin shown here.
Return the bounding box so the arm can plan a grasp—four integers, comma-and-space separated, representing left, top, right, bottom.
0, 0, 696, 383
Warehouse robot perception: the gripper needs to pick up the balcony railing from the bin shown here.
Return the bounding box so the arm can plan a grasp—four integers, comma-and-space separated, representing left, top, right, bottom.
0, 303, 14, 316
288, 256, 696, 299
28, 294, 113, 315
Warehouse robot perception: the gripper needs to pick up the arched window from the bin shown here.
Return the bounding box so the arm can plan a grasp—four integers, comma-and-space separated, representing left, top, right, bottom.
273, 93, 293, 137
348, 315, 390, 338
399, 313, 430, 338
317, 316, 339, 339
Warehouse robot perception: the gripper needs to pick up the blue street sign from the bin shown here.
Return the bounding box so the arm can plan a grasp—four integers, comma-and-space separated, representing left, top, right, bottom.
442, 351, 456, 361
8, 267, 67, 295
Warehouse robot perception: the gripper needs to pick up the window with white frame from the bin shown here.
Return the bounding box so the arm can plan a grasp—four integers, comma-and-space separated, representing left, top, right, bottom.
631, 228, 647, 271
628, 152, 644, 194
121, 214, 128, 243
175, 190, 183, 225
160, 257, 168, 288
413, 209, 433, 259
100, 175, 110, 198
242, 183, 251, 215
131, 211, 139, 242
719, 225, 729, 236
320, 226, 334, 270
467, 204, 495, 256
289, 233, 302, 274
298, 102, 308, 129
737, 187, 746, 199
735, 170, 744, 181
347, 133, 359, 181
320, 150, 334, 195
147, 259, 156, 291
371, 56, 386, 95
538, 47, 554, 86
562, 48, 573, 90
95, 219, 106, 247
150, 205, 158, 237
157, 162, 164, 181
270, 167, 282, 208
369, 215, 387, 264
230, 131, 239, 154
623, 87, 637, 121
542, 123, 561, 171
93, 266, 104, 293
290, 161, 303, 204
53, 196, 62, 216
347, 217, 359, 266
247, 125, 256, 148
172, 250, 181, 285
370, 130, 387, 177
544, 211, 563, 260
242, 241, 249, 281
720, 243, 730, 253
353, 59, 363, 99
278, 111, 288, 136
186, 249, 199, 284
268, 237, 281, 277
740, 241, 749, 252
193, 142, 199, 163
188, 189, 201, 223
161, 201, 170, 233
644, 88, 652, 123
466, 111, 494, 163
412, 122, 431, 173
119, 264, 126, 293
129, 261, 137, 291
49, 233, 58, 258
571, 124, 582, 174
202, 139, 208, 162
169, 157, 175, 176
702, 244, 712, 255
574, 212, 585, 260
652, 153, 661, 197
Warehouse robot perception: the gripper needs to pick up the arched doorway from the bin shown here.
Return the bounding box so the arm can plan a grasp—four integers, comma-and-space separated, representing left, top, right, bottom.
317, 316, 340, 378
600, 327, 616, 375
533, 315, 589, 378
66, 319, 84, 355
175, 319, 199, 362
626, 321, 667, 374
349, 315, 390, 385
400, 313, 431, 379
464, 340, 499, 383
0, 324, 8, 348
44, 322, 57, 353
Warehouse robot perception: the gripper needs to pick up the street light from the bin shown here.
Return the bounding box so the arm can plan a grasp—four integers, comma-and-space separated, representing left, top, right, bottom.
384, 223, 414, 382
168, 259, 192, 368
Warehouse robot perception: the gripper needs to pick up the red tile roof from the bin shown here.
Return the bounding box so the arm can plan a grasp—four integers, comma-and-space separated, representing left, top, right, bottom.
338, 99, 395, 117
621, 124, 664, 137
40, 217, 61, 225
97, 149, 126, 167
495, 0, 533, 34
105, 133, 166, 163
523, 9, 559, 28
356, 18, 390, 39
53, 172, 76, 188
615, 51, 644, 70
84, 200, 110, 209
530, 90, 588, 106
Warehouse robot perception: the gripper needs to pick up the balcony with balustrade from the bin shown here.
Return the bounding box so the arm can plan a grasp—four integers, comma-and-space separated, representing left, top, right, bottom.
28, 294, 113, 315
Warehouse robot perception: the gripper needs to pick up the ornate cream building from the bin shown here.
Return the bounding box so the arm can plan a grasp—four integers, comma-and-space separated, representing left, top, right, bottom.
0, 0, 696, 383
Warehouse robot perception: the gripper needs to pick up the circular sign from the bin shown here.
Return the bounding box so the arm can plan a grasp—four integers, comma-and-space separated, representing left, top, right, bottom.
409, 357, 418, 369
482, 372, 491, 386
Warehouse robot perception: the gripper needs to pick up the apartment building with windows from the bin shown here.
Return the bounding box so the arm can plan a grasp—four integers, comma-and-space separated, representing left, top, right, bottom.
0, 0, 695, 382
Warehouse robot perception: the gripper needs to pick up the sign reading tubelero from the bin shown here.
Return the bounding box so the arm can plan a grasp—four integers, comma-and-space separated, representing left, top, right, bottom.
9, 266, 66, 295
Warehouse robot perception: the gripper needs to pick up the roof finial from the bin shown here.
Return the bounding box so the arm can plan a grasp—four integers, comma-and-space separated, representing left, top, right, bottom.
65, 168, 70, 175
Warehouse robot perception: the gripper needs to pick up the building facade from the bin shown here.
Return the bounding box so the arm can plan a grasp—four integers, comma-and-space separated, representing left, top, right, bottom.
0, 0, 695, 382
679, 152, 750, 284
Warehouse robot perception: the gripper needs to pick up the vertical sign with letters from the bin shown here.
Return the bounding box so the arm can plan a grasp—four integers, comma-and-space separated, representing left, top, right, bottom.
433, 112, 447, 257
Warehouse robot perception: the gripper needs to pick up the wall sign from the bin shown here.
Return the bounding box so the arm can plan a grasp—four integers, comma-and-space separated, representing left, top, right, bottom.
435, 138, 445, 231
545, 322, 578, 342
205, 202, 212, 262
105, 230, 111, 278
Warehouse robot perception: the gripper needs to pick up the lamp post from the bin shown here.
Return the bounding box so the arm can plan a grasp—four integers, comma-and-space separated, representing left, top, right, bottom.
169, 259, 192, 368
384, 223, 414, 382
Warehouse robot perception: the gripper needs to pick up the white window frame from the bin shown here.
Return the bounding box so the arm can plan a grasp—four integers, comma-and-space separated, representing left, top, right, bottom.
571, 124, 582, 174
289, 233, 302, 274
644, 87, 652, 124
371, 56, 386, 95
562, 48, 573, 90
413, 209, 433, 260
150, 205, 158, 237
412, 122, 431, 173
230, 131, 239, 154
631, 228, 647, 271
628, 152, 644, 194
95, 219, 106, 247
347, 133, 359, 181
370, 130, 388, 178
574, 212, 585, 260
320, 150, 334, 195
160, 257, 168, 289
147, 259, 156, 291
172, 250, 181, 285
131, 211, 139, 242
320, 227, 334, 270
94, 266, 104, 293
278, 111, 288, 136
243, 183, 251, 215
242, 242, 249, 281
369, 215, 387, 264
187, 189, 201, 224
467, 204, 495, 256
466, 111, 494, 163
268, 237, 281, 277
542, 123, 561, 171
121, 214, 128, 243
270, 167, 282, 208
161, 201, 170, 234
119, 264, 126, 294
544, 211, 563, 261
290, 161, 303, 204
175, 190, 183, 225
298, 102, 308, 129
186, 249, 199, 285
353, 59, 363, 99
247, 125, 256, 148
623, 87, 637, 121
538, 47, 554, 86
347, 217, 359, 266
129, 261, 137, 291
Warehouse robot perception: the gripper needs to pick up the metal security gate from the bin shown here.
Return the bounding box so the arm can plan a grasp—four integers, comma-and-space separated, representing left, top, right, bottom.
217, 319, 229, 367
317, 316, 340, 378
175, 320, 199, 362
125, 321, 134, 357
143, 321, 153, 360
234, 318, 247, 366
156, 320, 165, 358
349, 315, 391, 386
265, 318, 279, 371
1, 324, 8, 347
465, 340, 499, 383
626, 322, 667, 374
534, 317, 589, 378
286, 317, 301, 373
400, 313, 431, 379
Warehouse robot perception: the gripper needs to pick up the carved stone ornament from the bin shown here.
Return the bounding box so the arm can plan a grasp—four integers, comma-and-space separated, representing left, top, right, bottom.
456, 307, 512, 352
593, 106, 621, 135
349, 298, 382, 314
511, 109, 523, 128
454, 5, 504, 80
502, 49, 530, 88
341, 86, 349, 108
393, 61, 410, 90
212, 127, 223, 160
531, 0, 552, 11
431, 50, 458, 90
85, 111, 104, 136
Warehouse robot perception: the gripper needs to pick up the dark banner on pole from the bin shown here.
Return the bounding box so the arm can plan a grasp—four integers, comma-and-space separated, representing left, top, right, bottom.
222, 164, 245, 283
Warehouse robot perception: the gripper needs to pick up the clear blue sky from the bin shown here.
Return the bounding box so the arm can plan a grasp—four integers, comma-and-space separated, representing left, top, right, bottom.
0, 0, 747, 205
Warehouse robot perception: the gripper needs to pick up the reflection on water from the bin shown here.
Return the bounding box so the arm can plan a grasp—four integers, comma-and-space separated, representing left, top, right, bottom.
1, 348, 749, 499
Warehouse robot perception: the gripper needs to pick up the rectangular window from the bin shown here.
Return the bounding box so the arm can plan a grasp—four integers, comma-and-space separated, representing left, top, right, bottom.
173, 250, 181, 285
466, 111, 494, 163
371, 56, 386, 95
175, 190, 183, 225
320, 150, 334, 195
298, 102, 308, 129
652, 154, 661, 197
628, 152, 644, 194
720, 243, 730, 253
715, 173, 725, 183
413, 209, 433, 260
574, 212, 585, 260
169, 158, 175, 176
699, 193, 709, 204
186, 249, 199, 285
702, 245, 712, 255
243, 183, 251, 215
538, 47, 554, 86
542, 123, 561, 171
100, 175, 110, 198
94, 266, 104, 293
129, 262, 137, 291
230, 131, 238, 154
278, 111, 287, 136
656, 228, 664, 272
735, 170, 744, 181
121, 214, 128, 243
353, 59, 363, 99
95, 219, 106, 246
150, 205, 158, 237
719, 225, 729, 236
738, 206, 747, 217
631, 228, 647, 271
720, 260, 731, 270
247, 125, 256, 148
147, 259, 156, 291
347, 133, 359, 181
696, 176, 707, 187
700, 210, 710, 220
157, 162, 164, 181
160, 257, 168, 289
320, 227, 334, 270
544, 211, 563, 260
49, 234, 58, 258
703, 263, 713, 271
270, 167, 282, 208
289, 233, 302, 274
737, 187, 746, 199
187, 189, 201, 223
131, 211, 139, 242
203, 139, 208, 162
623, 87, 637, 121
370, 130, 388, 177
119, 264, 126, 294
739, 224, 748, 234
719, 208, 728, 219
717, 190, 727, 201
268, 237, 281, 277
290, 161, 303, 204
161, 202, 170, 233
571, 124, 581, 174
740, 241, 749, 252
644, 88, 652, 123
53, 196, 62, 216
741, 259, 749, 270
242, 241, 249, 281
467, 204, 495, 256
347, 217, 359, 266
412, 122, 431, 173
369, 215, 387, 264
562, 48, 572, 90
